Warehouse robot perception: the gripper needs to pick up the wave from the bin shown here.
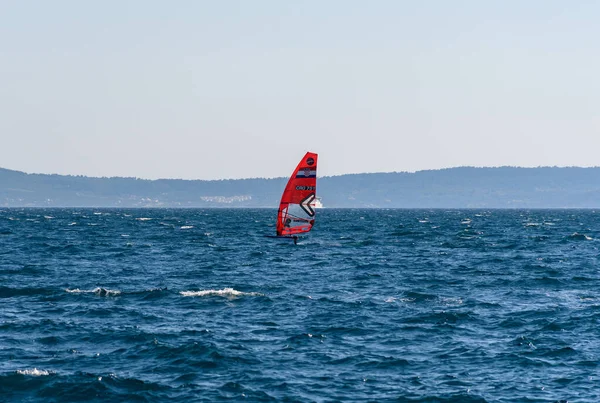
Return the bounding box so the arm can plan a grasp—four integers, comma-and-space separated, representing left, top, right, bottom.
180, 288, 262, 298
401, 291, 438, 303
568, 232, 592, 241
16, 368, 53, 376
65, 287, 121, 296
63, 287, 171, 300
1, 370, 172, 401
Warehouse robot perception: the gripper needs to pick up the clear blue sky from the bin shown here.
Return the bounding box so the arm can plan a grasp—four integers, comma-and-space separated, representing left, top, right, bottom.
1, 1, 598, 179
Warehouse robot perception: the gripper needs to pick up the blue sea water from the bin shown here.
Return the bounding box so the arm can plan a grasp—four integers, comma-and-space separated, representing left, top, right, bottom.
1, 208, 600, 402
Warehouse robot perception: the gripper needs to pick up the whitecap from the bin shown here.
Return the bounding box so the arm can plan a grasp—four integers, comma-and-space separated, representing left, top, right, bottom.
65, 287, 121, 296
17, 368, 52, 376
441, 297, 463, 305
93, 287, 121, 296
136, 217, 152, 221
68, 222, 77, 226
180, 226, 194, 229
97, 373, 117, 382
180, 287, 262, 298
44, 216, 53, 219
570, 232, 593, 241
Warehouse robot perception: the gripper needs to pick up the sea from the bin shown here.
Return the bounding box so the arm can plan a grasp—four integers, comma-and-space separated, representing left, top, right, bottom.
1, 208, 599, 402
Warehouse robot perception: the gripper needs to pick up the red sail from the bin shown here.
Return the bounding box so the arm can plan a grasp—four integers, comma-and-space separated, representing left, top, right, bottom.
276, 152, 318, 236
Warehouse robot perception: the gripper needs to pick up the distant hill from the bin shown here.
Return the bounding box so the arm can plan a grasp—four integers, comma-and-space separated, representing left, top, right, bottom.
1, 166, 600, 208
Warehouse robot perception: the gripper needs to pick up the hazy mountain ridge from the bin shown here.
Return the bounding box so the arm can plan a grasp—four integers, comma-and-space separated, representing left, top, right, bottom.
1, 166, 600, 208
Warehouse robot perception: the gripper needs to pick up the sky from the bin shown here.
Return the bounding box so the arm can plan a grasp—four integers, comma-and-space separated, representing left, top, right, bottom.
1, 1, 599, 180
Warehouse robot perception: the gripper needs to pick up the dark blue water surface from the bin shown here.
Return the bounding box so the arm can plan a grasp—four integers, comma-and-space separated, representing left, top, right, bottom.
1, 208, 600, 402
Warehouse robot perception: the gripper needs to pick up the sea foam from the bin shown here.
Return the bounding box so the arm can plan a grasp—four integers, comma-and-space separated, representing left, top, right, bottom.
17, 368, 52, 376
180, 288, 262, 298
66, 287, 121, 296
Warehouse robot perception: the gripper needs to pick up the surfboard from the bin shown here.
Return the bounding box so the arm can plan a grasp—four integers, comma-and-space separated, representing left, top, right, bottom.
272, 152, 318, 240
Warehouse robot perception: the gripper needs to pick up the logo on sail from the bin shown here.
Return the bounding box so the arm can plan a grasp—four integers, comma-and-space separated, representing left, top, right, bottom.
300, 193, 316, 217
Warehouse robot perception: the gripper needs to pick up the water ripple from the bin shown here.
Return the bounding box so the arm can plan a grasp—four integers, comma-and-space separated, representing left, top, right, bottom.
0, 208, 598, 401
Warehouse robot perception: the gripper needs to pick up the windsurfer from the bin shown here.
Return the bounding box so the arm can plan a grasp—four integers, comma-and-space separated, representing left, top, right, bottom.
272, 152, 318, 244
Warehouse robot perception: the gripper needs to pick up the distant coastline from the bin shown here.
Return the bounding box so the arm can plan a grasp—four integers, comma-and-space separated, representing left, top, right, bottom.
2, 166, 600, 208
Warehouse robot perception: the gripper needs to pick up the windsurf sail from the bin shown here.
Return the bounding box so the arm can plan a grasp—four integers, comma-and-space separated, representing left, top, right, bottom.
276, 152, 318, 236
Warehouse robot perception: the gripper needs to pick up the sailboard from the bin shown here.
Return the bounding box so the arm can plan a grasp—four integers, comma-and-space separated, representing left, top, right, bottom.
272, 152, 318, 240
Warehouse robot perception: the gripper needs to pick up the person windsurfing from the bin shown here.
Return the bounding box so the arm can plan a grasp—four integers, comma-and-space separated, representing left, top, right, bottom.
271, 152, 318, 244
